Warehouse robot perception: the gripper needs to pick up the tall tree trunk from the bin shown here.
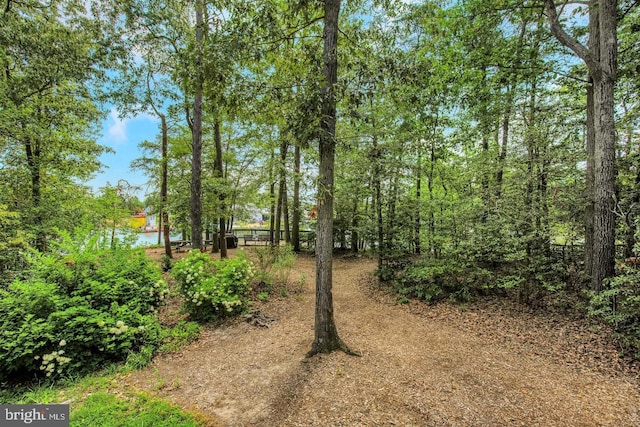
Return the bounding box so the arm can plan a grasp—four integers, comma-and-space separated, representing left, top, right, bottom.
275, 178, 283, 246
495, 93, 511, 201
211, 222, 219, 253
545, 0, 617, 291
592, 75, 617, 291
292, 144, 301, 252
25, 135, 45, 251
269, 148, 276, 246
351, 196, 359, 254
585, 4, 600, 278
591, 0, 617, 291
428, 139, 436, 257
386, 168, 398, 253
539, 139, 550, 256
190, 0, 204, 250
308, 0, 356, 358
160, 114, 172, 258
363, 195, 370, 251
585, 82, 595, 273
214, 119, 227, 258
283, 180, 291, 244
481, 129, 490, 223
375, 157, 383, 267
479, 70, 491, 223
275, 139, 288, 247
523, 77, 538, 259
414, 146, 422, 255
372, 132, 384, 268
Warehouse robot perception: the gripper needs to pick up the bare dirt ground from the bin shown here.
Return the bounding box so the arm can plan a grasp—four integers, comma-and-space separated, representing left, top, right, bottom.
123, 248, 640, 426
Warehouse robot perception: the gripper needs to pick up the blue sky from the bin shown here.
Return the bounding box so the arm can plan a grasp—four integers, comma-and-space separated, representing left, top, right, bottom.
86, 108, 160, 198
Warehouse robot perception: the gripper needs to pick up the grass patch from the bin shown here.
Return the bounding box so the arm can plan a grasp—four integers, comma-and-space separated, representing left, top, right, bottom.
0, 372, 210, 426
0, 320, 206, 426
158, 321, 202, 354
71, 391, 202, 426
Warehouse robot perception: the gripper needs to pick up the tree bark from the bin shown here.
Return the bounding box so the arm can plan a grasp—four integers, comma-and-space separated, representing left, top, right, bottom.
275, 177, 283, 246
275, 139, 288, 247
269, 148, 276, 246
428, 139, 436, 257
585, 81, 596, 274
214, 119, 227, 258
591, 73, 617, 291
591, 0, 617, 291
372, 130, 384, 269
351, 196, 359, 254
190, 0, 204, 250
545, 0, 617, 291
283, 180, 291, 244
584, 2, 600, 278
308, 0, 356, 358
160, 114, 172, 258
375, 148, 383, 268
25, 134, 45, 251
386, 168, 398, 253
495, 93, 511, 201
414, 146, 422, 255
292, 144, 301, 252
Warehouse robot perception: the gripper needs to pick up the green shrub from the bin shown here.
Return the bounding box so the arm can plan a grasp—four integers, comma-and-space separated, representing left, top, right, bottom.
374, 265, 395, 282
172, 251, 254, 322
252, 245, 295, 286
398, 262, 468, 302
0, 228, 169, 382
589, 270, 640, 358
378, 258, 497, 304
457, 216, 524, 267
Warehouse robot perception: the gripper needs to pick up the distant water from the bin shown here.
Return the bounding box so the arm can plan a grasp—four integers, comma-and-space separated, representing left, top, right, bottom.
135, 231, 181, 247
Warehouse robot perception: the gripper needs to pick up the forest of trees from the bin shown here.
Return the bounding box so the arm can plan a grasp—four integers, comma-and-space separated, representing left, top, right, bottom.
1, 0, 640, 357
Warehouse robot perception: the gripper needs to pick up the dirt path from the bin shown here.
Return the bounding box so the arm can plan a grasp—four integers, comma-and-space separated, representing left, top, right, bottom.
124, 253, 640, 426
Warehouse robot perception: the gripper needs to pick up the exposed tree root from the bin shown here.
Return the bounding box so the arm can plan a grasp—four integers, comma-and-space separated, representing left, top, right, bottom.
244, 309, 276, 328
306, 338, 361, 358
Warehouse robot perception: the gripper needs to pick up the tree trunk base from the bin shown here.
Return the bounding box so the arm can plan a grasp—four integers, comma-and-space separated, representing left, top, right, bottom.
306, 338, 361, 358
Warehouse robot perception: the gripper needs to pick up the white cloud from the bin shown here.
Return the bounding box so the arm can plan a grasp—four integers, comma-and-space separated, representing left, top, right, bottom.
107, 108, 128, 145
105, 109, 159, 147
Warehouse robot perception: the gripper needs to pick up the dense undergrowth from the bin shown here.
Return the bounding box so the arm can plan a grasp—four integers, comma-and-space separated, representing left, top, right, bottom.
0, 227, 202, 385
0, 230, 166, 382
589, 268, 640, 359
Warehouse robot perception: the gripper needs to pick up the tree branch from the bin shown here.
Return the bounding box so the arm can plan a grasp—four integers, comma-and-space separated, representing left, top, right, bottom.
620, 0, 640, 20
544, 0, 600, 75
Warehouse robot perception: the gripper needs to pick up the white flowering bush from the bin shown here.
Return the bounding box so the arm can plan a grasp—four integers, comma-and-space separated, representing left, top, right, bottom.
0, 237, 168, 382
37, 346, 71, 377
172, 251, 254, 322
